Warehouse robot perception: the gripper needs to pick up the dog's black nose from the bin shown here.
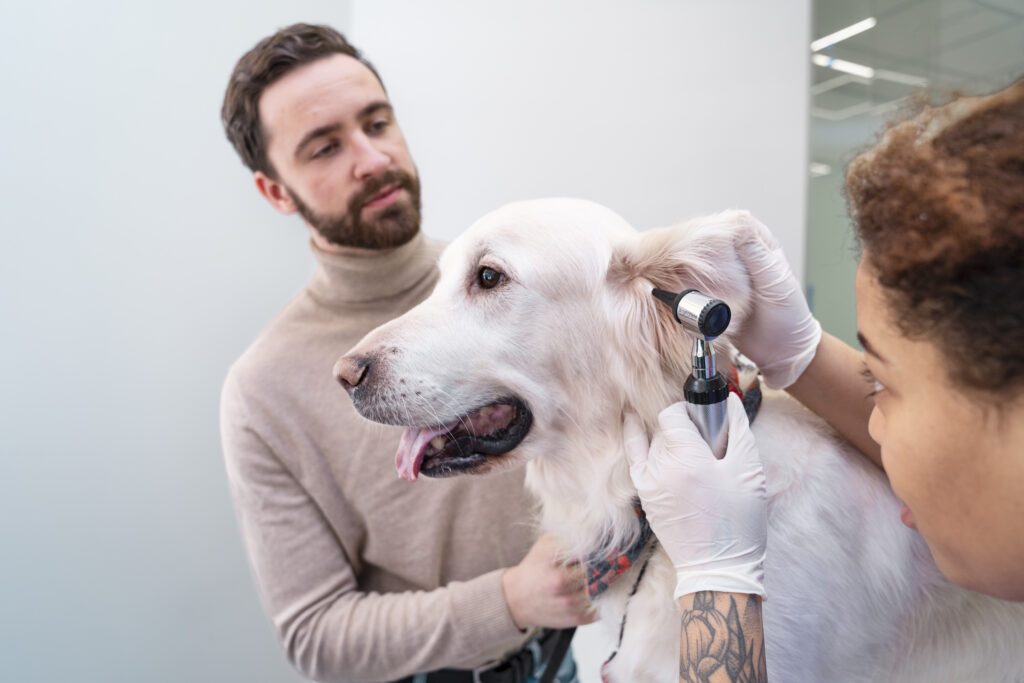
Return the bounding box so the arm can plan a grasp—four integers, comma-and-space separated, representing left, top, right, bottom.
334, 355, 371, 392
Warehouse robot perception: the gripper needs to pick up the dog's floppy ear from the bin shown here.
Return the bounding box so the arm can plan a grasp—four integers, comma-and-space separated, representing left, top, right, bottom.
605, 210, 757, 417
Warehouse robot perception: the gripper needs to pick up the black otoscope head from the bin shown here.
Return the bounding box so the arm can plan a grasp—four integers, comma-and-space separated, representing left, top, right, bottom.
652, 288, 731, 339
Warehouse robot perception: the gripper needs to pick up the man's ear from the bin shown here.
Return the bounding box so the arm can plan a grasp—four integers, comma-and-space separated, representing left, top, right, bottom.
254, 171, 297, 215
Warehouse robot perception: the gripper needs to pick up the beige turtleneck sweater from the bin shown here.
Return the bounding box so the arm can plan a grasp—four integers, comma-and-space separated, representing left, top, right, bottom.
220, 232, 537, 682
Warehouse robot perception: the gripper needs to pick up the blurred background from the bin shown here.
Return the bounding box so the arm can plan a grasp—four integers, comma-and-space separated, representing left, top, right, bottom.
806, 0, 1024, 343
0, 1, 1020, 681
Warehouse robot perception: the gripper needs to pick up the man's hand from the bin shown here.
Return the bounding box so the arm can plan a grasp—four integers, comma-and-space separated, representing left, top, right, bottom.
501, 534, 596, 630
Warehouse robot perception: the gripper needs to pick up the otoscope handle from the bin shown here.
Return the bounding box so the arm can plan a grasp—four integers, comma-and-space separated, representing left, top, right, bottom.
649, 288, 733, 459
684, 373, 730, 459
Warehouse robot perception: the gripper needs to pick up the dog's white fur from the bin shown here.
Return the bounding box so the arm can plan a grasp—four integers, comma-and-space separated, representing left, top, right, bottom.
342, 198, 1024, 682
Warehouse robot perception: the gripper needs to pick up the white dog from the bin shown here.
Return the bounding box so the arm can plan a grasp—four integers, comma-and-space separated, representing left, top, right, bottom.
335, 198, 1024, 682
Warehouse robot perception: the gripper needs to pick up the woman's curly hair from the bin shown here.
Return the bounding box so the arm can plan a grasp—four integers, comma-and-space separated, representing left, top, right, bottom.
845, 77, 1024, 394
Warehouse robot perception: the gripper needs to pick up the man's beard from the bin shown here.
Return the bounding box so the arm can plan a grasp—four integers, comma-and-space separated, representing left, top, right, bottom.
289, 168, 422, 250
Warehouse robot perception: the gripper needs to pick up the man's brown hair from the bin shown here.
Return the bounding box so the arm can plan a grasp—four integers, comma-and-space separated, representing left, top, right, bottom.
846, 77, 1024, 394
221, 23, 383, 177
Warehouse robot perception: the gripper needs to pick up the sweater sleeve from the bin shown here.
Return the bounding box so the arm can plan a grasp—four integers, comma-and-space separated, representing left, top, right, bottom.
220, 372, 527, 683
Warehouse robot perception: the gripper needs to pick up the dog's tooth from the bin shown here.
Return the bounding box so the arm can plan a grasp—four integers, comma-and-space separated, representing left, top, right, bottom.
430, 435, 447, 450
479, 406, 494, 418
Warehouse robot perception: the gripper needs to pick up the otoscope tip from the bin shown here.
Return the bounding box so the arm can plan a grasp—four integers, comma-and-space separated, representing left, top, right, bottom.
651, 288, 676, 307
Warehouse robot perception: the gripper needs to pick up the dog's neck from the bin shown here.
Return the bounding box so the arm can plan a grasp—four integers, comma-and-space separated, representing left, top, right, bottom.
524, 419, 640, 563
523, 361, 689, 563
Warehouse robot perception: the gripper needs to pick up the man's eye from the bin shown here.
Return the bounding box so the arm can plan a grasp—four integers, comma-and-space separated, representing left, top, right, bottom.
477, 266, 505, 289
364, 119, 387, 137
312, 142, 338, 159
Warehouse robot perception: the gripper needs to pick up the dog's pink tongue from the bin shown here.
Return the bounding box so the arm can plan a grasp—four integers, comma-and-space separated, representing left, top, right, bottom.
395, 423, 456, 481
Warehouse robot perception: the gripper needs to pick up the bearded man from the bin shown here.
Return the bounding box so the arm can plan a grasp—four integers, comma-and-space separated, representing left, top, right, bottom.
219, 23, 590, 683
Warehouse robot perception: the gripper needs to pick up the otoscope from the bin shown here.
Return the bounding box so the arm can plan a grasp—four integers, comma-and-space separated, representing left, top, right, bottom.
652, 289, 732, 459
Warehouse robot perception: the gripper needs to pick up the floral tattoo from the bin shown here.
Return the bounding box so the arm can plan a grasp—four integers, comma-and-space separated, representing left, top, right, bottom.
679, 591, 767, 683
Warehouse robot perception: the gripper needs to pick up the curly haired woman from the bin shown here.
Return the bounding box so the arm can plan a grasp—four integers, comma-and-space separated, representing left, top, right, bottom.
626, 77, 1024, 680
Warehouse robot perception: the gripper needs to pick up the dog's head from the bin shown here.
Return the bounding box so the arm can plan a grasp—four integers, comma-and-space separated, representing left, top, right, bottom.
335, 198, 758, 483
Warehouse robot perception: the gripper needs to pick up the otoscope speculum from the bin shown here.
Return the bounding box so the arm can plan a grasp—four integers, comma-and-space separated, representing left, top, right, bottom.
651, 288, 731, 339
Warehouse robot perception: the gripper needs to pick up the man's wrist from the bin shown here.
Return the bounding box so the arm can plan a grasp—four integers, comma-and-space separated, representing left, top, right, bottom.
500, 566, 528, 631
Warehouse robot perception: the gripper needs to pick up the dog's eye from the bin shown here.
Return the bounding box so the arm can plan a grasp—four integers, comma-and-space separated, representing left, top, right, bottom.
477, 266, 505, 289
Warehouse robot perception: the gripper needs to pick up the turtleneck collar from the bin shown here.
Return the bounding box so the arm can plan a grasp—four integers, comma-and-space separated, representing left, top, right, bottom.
306, 231, 440, 310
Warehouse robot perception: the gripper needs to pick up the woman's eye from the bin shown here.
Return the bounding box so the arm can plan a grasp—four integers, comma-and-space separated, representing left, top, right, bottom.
477, 266, 505, 289
861, 365, 885, 398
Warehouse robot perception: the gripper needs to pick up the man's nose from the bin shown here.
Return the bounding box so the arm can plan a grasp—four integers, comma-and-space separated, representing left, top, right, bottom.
351, 134, 390, 178
334, 355, 372, 392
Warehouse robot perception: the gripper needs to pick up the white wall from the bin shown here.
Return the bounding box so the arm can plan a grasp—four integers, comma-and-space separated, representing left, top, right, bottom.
0, 2, 808, 682
0, 3, 345, 682
352, 0, 810, 279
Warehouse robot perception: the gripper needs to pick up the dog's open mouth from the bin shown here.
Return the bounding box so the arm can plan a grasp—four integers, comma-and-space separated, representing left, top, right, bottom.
395, 398, 532, 480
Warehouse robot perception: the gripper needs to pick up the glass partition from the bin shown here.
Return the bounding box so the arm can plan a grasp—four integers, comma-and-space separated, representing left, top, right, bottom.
806, 0, 1024, 345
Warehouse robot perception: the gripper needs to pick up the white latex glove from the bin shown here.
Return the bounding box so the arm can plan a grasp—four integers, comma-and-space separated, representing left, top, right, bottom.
624, 394, 767, 599
733, 216, 822, 389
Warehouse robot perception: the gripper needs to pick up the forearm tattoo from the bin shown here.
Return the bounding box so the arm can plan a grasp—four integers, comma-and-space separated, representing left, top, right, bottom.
678, 591, 768, 683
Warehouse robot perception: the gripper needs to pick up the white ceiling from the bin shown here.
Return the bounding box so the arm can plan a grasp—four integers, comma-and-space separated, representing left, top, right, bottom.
810, 0, 1024, 166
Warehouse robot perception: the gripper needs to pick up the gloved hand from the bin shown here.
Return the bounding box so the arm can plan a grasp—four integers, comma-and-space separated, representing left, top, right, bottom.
732, 215, 822, 389
624, 394, 767, 599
